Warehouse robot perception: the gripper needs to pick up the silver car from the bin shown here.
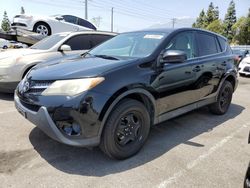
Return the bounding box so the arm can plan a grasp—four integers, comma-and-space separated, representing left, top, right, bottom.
0, 31, 116, 92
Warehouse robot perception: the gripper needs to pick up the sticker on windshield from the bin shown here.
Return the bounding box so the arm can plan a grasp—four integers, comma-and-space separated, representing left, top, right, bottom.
144, 34, 164, 39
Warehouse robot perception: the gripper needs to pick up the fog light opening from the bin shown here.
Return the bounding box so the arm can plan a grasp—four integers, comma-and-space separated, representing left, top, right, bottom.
58, 121, 82, 136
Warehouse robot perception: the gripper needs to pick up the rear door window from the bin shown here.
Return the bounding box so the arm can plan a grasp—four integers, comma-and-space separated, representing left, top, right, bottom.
196, 32, 220, 56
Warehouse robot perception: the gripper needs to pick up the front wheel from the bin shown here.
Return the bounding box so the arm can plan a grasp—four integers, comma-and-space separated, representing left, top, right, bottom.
100, 99, 150, 160
209, 81, 233, 115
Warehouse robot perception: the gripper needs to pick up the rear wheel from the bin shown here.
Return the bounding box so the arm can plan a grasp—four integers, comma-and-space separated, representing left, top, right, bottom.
209, 81, 233, 115
100, 99, 150, 160
33, 22, 51, 36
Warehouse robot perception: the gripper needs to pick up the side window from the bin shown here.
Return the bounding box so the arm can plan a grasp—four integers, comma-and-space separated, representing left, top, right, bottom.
64, 35, 92, 50
91, 35, 113, 47
62, 15, 77, 24
218, 37, 227, 52
166, 32, 197, 59
196, 33, 219, 56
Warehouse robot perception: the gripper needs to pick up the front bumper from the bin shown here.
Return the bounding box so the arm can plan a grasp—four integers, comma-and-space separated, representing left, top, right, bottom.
14, 92, 101, 147
239, 65, 250, 76
11, 18, 33, 31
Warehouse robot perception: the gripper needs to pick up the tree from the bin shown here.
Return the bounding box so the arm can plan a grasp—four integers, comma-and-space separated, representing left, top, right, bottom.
223, 0, 237, 42
214, 6, 219, 20
21, 6, 25, 14
192, 9, 207, 28
206, 2, 217, 25
232, 9, 250, 45
207, 19, 223, 35
1, 11, 11, 32
91, 16, 102, 28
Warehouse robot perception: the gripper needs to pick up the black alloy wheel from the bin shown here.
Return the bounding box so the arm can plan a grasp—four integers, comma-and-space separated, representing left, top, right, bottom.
100, 99, 150, 160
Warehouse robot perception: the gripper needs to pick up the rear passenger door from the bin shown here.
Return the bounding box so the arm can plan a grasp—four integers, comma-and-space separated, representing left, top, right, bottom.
194, 31, 225, 100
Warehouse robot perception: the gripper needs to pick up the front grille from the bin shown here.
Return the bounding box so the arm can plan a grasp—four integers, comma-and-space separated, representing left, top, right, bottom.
26, 80, 54, 95
243, 66, 250, 72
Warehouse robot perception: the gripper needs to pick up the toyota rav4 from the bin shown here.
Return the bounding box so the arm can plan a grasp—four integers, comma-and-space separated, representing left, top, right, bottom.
15, 28, 238, 159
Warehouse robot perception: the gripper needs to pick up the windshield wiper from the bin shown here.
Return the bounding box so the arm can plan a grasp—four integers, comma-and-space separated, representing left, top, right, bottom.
94, 54, 119, 60
81, 51, 92, 58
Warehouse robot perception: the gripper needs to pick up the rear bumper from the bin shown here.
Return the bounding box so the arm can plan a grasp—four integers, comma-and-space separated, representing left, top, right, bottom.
14, 92, 100, 147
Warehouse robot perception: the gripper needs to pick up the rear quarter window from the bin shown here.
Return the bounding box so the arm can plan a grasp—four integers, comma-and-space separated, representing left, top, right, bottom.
218, 37, 227, 52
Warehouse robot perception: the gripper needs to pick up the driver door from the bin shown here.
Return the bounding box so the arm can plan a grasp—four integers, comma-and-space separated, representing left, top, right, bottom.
153, 31, 199, 113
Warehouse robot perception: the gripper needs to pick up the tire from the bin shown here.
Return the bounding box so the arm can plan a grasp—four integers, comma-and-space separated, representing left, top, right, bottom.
33, 22, 51, 36
209, 81, 233, 115
100, 99, 150, 160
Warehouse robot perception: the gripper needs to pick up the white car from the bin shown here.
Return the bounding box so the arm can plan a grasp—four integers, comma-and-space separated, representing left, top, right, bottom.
0, 31, 116, 92
0, 38, 28, 49
238, 56, 250, 76
11, 14, 97, 36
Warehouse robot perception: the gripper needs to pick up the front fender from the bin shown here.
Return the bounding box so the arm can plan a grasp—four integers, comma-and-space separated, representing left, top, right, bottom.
98, 87, 156, 137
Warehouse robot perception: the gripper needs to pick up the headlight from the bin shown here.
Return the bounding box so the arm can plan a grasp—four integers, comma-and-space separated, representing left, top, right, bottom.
41, 77, 105, 96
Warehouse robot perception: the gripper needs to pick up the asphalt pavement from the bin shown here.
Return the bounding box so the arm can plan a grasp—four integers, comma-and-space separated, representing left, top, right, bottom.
0, 76, 249, 188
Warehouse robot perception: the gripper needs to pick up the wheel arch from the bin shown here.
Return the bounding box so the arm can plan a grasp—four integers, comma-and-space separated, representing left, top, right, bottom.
98, 87, 157, 137
33, 21, 52, 35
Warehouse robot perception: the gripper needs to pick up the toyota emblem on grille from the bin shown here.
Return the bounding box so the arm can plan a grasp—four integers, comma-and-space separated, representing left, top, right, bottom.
22, 81, 30, 93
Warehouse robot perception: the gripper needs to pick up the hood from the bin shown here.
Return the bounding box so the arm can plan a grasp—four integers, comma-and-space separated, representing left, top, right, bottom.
0, 49, 46, 60
28, 56, 138, 80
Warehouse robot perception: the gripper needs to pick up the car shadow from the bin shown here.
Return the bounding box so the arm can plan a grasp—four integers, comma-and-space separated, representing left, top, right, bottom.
0, 93, 14, 101
29, 103, 244, 177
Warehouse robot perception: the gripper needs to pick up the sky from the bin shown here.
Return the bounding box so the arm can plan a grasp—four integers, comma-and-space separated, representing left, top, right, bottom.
0, 0, 249, 32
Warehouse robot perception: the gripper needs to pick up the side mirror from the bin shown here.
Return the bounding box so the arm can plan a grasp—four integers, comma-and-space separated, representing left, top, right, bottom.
55, 16, 64, 21
59, 45, 71, 52
160, 50, 187, 64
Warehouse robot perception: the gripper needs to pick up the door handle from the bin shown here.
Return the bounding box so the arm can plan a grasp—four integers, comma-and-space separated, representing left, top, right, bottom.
185, 71, 191, 74
193, 66, 201, 72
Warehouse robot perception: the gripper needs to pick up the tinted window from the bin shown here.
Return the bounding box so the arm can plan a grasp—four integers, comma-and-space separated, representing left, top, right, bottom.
166, 32, 197, 59
62, 15, 77, 24
218, 37, 226, 52
197, 33, 219, 56
91, 35, 113, 47
78, 18, 96, 30
64, 35, 92, 50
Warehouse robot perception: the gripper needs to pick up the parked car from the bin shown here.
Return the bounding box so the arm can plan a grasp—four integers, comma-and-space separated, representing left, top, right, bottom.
0, 38, 27, 49
11, 14, 97, 36
244, 132, 250, 188
0, 31, 116, 92
15, 28, 237, 159
238, 57, 250, 76
232, 49, 249, 65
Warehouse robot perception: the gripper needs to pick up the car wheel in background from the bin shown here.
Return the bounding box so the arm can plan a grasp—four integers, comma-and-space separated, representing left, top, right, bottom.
33, 22, 51, 36
100, 99, 150, 160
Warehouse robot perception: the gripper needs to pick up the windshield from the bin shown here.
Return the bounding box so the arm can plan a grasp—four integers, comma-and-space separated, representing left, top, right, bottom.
30, 33, 69, 50
89, 31, 167, 58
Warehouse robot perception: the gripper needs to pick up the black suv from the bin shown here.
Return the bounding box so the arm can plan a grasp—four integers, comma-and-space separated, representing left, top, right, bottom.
15, 28, 238, 159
